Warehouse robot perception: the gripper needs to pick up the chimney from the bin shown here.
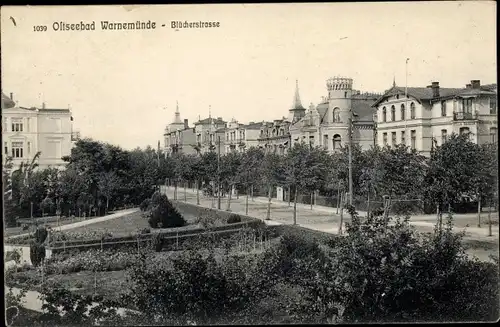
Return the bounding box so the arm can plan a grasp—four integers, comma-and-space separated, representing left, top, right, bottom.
42, 102, 46, 109
184, 119, 189, 129
431, 82, 440, 97
10, 92, 13, 100
471, 80, 481, 89
466, 84, 472, 89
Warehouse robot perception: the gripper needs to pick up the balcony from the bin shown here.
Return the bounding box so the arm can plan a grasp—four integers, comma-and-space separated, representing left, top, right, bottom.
453, 112, 477, 121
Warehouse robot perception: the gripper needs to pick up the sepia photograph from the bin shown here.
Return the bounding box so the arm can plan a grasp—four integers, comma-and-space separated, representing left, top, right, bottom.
2, 2, 498, 325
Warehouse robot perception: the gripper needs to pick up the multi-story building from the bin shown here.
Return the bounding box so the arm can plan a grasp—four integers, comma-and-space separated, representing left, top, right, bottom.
257, 80, 306, 154
289, 77, 379, 152
224, 119, 264, 153
2, 92, 76, 171
194, 115, 227, 154
372, 79, 497, 156
163, 103, 197, 156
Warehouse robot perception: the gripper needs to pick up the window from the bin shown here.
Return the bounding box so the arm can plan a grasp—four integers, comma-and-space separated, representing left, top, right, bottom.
441, 101, 447, 117
401, 131, 406, 145
390, 106, 396, 121
396, 94, 400, 100
441, 129, 448, 144
383, 133, 388, 145
333, 134, 341, 150
490, 97, 497, 114
226, 134, 229, 141
11, 118, 23, 132
459, 127, 470, 140
27, 142, 31, 154
382, 107, 387, 122
400, 104, 405, 121
462, 98, 473, 113
491, 127, 497, 143
391, 132, 397, 147
309, 136, 315, 148
4, 142, 8, 155
333, 108, 341, 122
410, 102, 416, 119
410, 130, 416, 150
344, 92, 347, 98
323, 135, 328, 150
11, 141, 23, 158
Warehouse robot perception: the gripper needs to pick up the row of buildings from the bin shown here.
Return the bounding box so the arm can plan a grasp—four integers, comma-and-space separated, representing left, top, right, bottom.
164, 77, 497, 157
1, 92, 79, 171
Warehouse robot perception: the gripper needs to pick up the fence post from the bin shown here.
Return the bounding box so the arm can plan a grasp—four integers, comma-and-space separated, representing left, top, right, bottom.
101, 239, 103, 251
64, 241, 66, 253
176, 232, 179, 249
137, 235, 140, 254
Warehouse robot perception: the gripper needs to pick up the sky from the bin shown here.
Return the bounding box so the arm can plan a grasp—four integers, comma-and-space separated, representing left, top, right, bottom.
1, 2, 497, 150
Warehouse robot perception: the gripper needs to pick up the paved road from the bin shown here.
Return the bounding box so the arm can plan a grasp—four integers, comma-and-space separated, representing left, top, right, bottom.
163, 186, 499, 238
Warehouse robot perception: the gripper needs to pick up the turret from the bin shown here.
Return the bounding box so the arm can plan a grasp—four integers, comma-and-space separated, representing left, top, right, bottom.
326, 77, 353, 123
288, 80, 307, 123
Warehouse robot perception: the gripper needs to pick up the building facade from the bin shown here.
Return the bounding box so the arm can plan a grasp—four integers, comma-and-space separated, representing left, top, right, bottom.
373, 80, 497, 156
225, 119, 264, 153
163, 102, 197, 156
257, 80, 305, 154
289, 77, 379, 152
2, 92, 76, 171
194, 116, 227, 154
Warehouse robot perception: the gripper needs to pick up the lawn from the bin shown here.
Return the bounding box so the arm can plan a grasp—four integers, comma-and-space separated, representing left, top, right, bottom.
4, 217, 89, 237
67, 210, 201, 237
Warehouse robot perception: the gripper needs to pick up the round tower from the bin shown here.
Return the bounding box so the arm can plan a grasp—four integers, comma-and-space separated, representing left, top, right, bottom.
326, 77, 353, 123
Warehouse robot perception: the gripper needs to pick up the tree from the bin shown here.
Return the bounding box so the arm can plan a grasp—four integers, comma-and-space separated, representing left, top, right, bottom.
220, 151, 242, 211
284, 143, 329, 224
97, 171, 121, 214
425, 133, 482, 230
260, 152, 285, 220
239, 147, 265, 214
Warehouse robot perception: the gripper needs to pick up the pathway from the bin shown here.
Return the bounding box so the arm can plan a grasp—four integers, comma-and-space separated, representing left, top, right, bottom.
163, 186, 499, 262
5, 208, 139, 241
5, 286, 139, 318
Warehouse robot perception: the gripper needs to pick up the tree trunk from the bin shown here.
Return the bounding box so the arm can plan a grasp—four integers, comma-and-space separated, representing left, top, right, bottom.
336, 184, 341, 215
367, 190, 371, 219
339, 193, 344, 235
184, 181, 187, 202
106, 197, 109, 215
196, 180, 200, 205
488, 198, 493, 237
245, 186, 249, 216
477, 195, 482, 227
310, 193, 313, 210
266, 185, 272, 220
174, 181, 178, 200
293, 187, 298, 225
288, 186, 291, 207
226, 184, 233, 211
251, 185, 254, 202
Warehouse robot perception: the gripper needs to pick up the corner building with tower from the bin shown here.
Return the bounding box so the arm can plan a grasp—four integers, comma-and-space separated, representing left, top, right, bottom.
289, 77, 380, 152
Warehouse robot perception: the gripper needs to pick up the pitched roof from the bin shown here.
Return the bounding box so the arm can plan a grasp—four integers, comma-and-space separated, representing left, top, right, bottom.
243, 122, 263, 130
194, 117, 226, 125
352, 98, 377, 122
38, 108, 71, 113
1, 93, 15, 109
372, 83, 497, 107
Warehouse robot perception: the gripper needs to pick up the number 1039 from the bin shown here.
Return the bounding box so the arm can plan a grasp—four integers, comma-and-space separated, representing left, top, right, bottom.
33, 25, 48, 32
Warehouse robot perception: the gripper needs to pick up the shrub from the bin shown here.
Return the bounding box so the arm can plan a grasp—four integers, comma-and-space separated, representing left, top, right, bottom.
227, 214, 242, 224
139, 198, 151, 212
29, 242, 46, 267
5, 249, 22, 264
34, 227, 48, 244
147, 192, 186, 229
153, 234, 164, 252
141, 228, 151, 234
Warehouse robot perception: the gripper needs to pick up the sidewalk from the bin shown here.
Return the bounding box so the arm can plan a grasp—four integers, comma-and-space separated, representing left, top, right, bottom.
163, 186, 499, 239
5, 208, 139, 241
5, 286, 139, 317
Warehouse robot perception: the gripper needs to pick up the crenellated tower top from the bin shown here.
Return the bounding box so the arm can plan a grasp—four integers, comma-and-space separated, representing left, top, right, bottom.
326, 77, 353, 91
